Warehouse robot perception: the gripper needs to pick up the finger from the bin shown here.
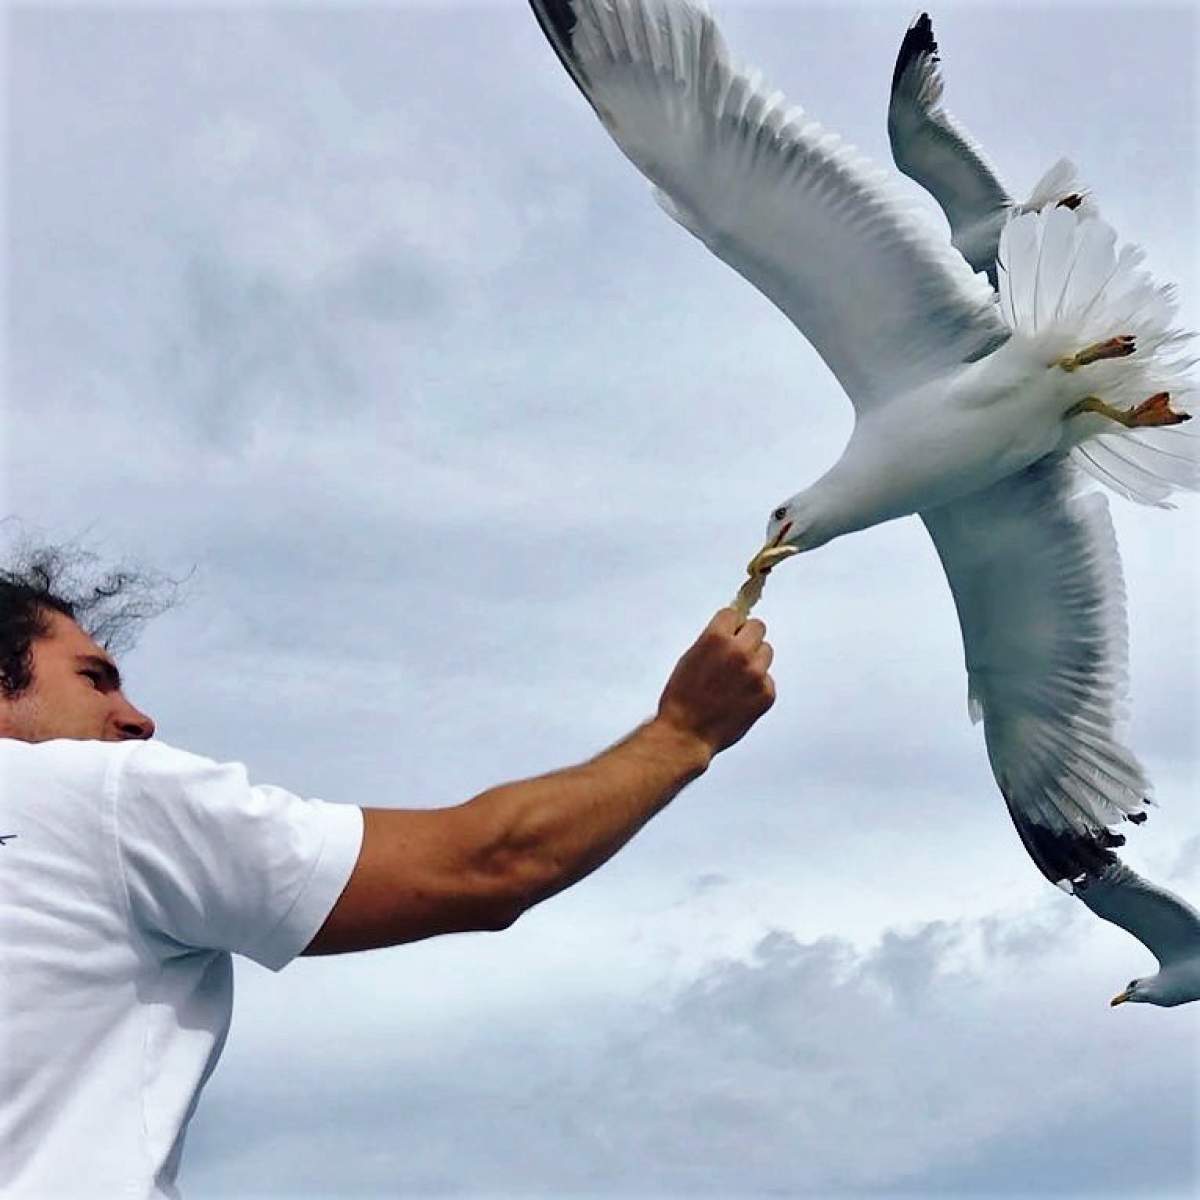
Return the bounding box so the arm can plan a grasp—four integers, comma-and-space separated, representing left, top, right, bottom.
734, 618, 766, 651
753, 641, 774, 672
708, 608, 742, 638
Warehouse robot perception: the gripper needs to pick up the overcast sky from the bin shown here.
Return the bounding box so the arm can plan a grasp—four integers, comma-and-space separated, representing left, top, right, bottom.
4, 1, 1199, 1197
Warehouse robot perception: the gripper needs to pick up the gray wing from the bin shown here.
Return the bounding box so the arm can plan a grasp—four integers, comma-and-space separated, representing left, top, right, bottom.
888, 13, 1010, 284
528, 0, 1005, 411
921, 458, 1151, 892
1078, 862, 1200, 967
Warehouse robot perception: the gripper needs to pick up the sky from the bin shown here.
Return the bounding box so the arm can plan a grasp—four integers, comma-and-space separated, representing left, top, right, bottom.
4, 1, 1199, 1196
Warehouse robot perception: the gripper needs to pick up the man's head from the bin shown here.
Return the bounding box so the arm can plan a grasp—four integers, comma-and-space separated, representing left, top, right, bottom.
1, 545, 165, 743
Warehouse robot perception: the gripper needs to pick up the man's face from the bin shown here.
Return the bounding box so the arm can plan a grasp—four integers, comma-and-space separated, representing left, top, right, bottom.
0, 609, 156, 743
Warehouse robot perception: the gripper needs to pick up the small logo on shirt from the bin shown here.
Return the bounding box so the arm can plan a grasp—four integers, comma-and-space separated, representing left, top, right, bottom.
0, 834, 16, 846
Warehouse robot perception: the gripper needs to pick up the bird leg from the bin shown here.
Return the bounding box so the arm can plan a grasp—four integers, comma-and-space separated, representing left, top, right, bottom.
1066, 392, 1192, 428
1057, 336, 1136, 372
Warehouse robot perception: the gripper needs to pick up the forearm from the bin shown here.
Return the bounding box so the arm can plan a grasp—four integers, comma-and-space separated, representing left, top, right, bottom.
306, 610, 774, 954
460, 716, 711, 922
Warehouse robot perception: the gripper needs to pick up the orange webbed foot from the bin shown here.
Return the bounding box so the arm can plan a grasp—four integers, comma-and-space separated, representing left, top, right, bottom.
1124, 392, 1192, 428
1058, 336, 1137, 372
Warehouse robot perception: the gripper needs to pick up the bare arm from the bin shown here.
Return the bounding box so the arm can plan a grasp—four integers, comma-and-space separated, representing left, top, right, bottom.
304, 609, 775, 953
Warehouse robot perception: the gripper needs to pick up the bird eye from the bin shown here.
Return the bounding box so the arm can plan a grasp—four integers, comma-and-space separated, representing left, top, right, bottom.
772, 506, 787, 522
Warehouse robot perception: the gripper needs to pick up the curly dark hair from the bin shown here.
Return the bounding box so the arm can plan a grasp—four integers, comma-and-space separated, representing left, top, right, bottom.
0, 541, 178, 697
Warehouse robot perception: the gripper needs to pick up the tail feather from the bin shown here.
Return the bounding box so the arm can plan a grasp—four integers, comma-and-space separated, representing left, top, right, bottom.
1055, 216, 1119, 328
998, 207, 1198, 504
997, 214, 1040, 331
1080, 429, 1200, 506
1032, 206, 1076, 333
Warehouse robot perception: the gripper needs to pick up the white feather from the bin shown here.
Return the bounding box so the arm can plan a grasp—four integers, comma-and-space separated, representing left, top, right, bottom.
550, 0, 1004, 409
923, 459, 1149, 889
997, 208, 1198, 504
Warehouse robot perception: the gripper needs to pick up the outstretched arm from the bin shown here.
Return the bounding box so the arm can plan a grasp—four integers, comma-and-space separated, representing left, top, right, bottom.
304, 609, 775, 953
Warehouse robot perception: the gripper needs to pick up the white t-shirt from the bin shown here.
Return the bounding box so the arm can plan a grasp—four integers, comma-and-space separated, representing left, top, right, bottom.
0, 737, 364, 1199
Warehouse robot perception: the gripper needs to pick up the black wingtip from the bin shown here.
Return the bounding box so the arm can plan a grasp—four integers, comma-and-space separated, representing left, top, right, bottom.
529, 0, 578, 49
528, 0, 599, 114
891, 12, 938, 94
1005, 800, 1124, 892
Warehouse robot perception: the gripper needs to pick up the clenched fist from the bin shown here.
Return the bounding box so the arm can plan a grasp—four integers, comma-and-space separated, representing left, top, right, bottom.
656, 609, 776, 759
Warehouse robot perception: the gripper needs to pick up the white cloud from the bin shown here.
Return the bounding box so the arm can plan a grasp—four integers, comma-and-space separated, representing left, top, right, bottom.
185, 896, 1198, 1198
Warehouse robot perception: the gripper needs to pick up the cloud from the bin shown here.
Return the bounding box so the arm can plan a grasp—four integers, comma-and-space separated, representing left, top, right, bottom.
185, 897, 1198, 1199
1169, 835, 1200, 884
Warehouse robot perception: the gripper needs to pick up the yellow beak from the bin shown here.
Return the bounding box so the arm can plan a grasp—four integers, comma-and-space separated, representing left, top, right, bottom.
732, 529, 802, 621
746, 522, 801, 577
1110, 990, 1132, 1007
746, 542, 801, 576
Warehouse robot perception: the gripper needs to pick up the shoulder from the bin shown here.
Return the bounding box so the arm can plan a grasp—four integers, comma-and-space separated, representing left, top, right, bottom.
114, 740, 262, 819
118, 739, 236, 785
0, 736, 137, 796
0, 737, 243, 809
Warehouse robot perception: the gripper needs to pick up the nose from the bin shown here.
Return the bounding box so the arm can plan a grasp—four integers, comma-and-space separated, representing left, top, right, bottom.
113, 696, 156, 741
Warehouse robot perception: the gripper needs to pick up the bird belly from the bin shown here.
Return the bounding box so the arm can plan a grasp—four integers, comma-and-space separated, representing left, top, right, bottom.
830, 379, 1063, 533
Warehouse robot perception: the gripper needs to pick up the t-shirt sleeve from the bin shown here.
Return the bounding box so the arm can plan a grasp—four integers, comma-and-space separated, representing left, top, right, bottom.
112, 741, 364, 971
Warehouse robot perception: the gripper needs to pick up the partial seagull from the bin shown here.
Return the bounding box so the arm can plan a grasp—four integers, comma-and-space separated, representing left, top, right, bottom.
887, 10, 1200, 1008
888, 12, 1092, 287
1081, 862, 1200, 1007
527, 0, 1198, 1001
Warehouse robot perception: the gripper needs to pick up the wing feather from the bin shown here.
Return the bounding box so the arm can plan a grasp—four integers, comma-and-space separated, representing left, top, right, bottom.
921, 458, 1151, 891
529, 0, 1005, 409
1078, 862, 1200, 967
887, 13, 1010, 282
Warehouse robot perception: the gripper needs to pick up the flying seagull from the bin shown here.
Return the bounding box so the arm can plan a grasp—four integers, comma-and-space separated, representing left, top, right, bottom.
527, 1, 1198, 996
886, 11, 1200, 1007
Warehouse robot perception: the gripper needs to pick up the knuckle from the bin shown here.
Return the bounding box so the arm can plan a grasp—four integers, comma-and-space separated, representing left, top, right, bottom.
721, 645, 746, 671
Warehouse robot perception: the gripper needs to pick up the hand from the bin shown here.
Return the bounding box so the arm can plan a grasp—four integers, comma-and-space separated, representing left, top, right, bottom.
655, 608, 776, 759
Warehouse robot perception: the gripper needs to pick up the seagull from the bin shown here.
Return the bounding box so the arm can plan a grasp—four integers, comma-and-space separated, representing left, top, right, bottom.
527, 1, 1198, 995
1081, 862, 1200, 1008
886, 10, 1200, 1007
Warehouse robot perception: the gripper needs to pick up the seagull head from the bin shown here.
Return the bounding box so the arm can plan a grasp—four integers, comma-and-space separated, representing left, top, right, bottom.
1111, 976, 1152, 1007
747, 492, 831, 577
1111, 967, 1200, 1009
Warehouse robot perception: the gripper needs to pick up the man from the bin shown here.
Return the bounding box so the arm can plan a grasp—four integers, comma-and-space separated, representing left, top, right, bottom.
0, 550, 776, 1198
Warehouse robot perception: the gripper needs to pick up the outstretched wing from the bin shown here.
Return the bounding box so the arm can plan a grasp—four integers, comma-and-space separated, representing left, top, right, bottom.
1078, 862, 1200, 968
887, 13, 1010, 282
529, 0, 1005, 410
921, 458, 1151, 891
